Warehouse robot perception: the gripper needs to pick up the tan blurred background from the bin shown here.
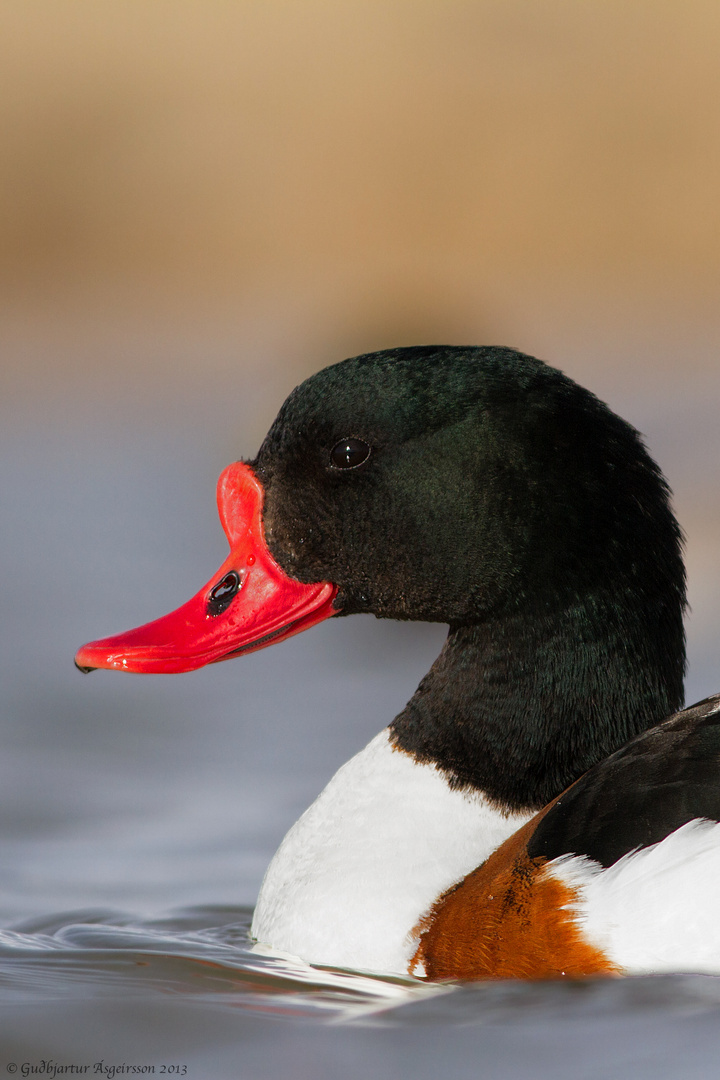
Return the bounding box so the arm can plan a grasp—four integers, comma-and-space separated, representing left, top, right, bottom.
2, 1, 719, 384
1, 0, 719, 695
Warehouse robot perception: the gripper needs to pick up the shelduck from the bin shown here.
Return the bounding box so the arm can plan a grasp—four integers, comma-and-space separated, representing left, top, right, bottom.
76, 346, 720, 980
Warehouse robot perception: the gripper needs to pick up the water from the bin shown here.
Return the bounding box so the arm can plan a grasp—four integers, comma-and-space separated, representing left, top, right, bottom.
5, 902, 720, 1078
2, 368, 720, 1077
4, 910, 720, 1079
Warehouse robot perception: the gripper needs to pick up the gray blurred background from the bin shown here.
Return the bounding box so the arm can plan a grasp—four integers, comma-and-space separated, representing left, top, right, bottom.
0, 0, 719, 952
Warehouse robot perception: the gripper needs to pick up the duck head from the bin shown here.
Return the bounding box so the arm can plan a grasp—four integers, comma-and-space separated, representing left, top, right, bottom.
76, 346, 686, 808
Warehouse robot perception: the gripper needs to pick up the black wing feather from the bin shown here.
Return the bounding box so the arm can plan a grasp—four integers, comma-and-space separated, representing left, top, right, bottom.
527, 694, 720, 868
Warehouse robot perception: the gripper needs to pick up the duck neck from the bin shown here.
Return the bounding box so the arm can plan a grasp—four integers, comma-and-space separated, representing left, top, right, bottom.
389, 592, 685, 812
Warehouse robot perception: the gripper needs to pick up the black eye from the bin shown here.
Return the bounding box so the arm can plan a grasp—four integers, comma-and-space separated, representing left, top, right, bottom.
330, 438, 371, 470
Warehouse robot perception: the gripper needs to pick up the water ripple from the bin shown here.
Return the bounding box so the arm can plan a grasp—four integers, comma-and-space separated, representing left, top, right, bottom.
1, 905, 720, 1030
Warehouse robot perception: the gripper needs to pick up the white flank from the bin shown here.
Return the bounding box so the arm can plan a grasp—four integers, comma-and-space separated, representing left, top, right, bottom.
251, 729, 531, 975
548, 818, 720, 974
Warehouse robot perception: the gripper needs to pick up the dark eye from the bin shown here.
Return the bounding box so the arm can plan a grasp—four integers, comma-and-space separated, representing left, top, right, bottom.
330, 438, 371, 470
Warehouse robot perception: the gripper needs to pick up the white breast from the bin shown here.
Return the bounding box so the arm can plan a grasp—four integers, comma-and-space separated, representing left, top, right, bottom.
251, 729, 532, 974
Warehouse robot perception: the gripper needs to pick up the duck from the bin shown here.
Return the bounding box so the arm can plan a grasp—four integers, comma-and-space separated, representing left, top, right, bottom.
74, 345, 720, 980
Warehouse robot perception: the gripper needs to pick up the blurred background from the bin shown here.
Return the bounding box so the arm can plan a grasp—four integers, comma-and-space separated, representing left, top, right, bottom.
1, 3, 720, 1067
3, 1, 720, 396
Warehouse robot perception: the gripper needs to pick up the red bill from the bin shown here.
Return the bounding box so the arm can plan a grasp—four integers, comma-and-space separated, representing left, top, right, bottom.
74, 462, 338, 674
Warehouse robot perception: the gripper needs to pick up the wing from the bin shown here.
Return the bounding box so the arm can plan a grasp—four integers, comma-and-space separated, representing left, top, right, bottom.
527, 693, 720, 867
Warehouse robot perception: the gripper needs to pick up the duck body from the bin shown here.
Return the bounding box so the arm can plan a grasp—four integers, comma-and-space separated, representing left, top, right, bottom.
251, 729, 532, 973
415, 692, 720, 979
76, 345, 718, 980
251, 694, 720, 979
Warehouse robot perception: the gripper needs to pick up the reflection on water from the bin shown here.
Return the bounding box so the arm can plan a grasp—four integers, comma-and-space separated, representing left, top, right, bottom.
0, 905, 435, 1021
